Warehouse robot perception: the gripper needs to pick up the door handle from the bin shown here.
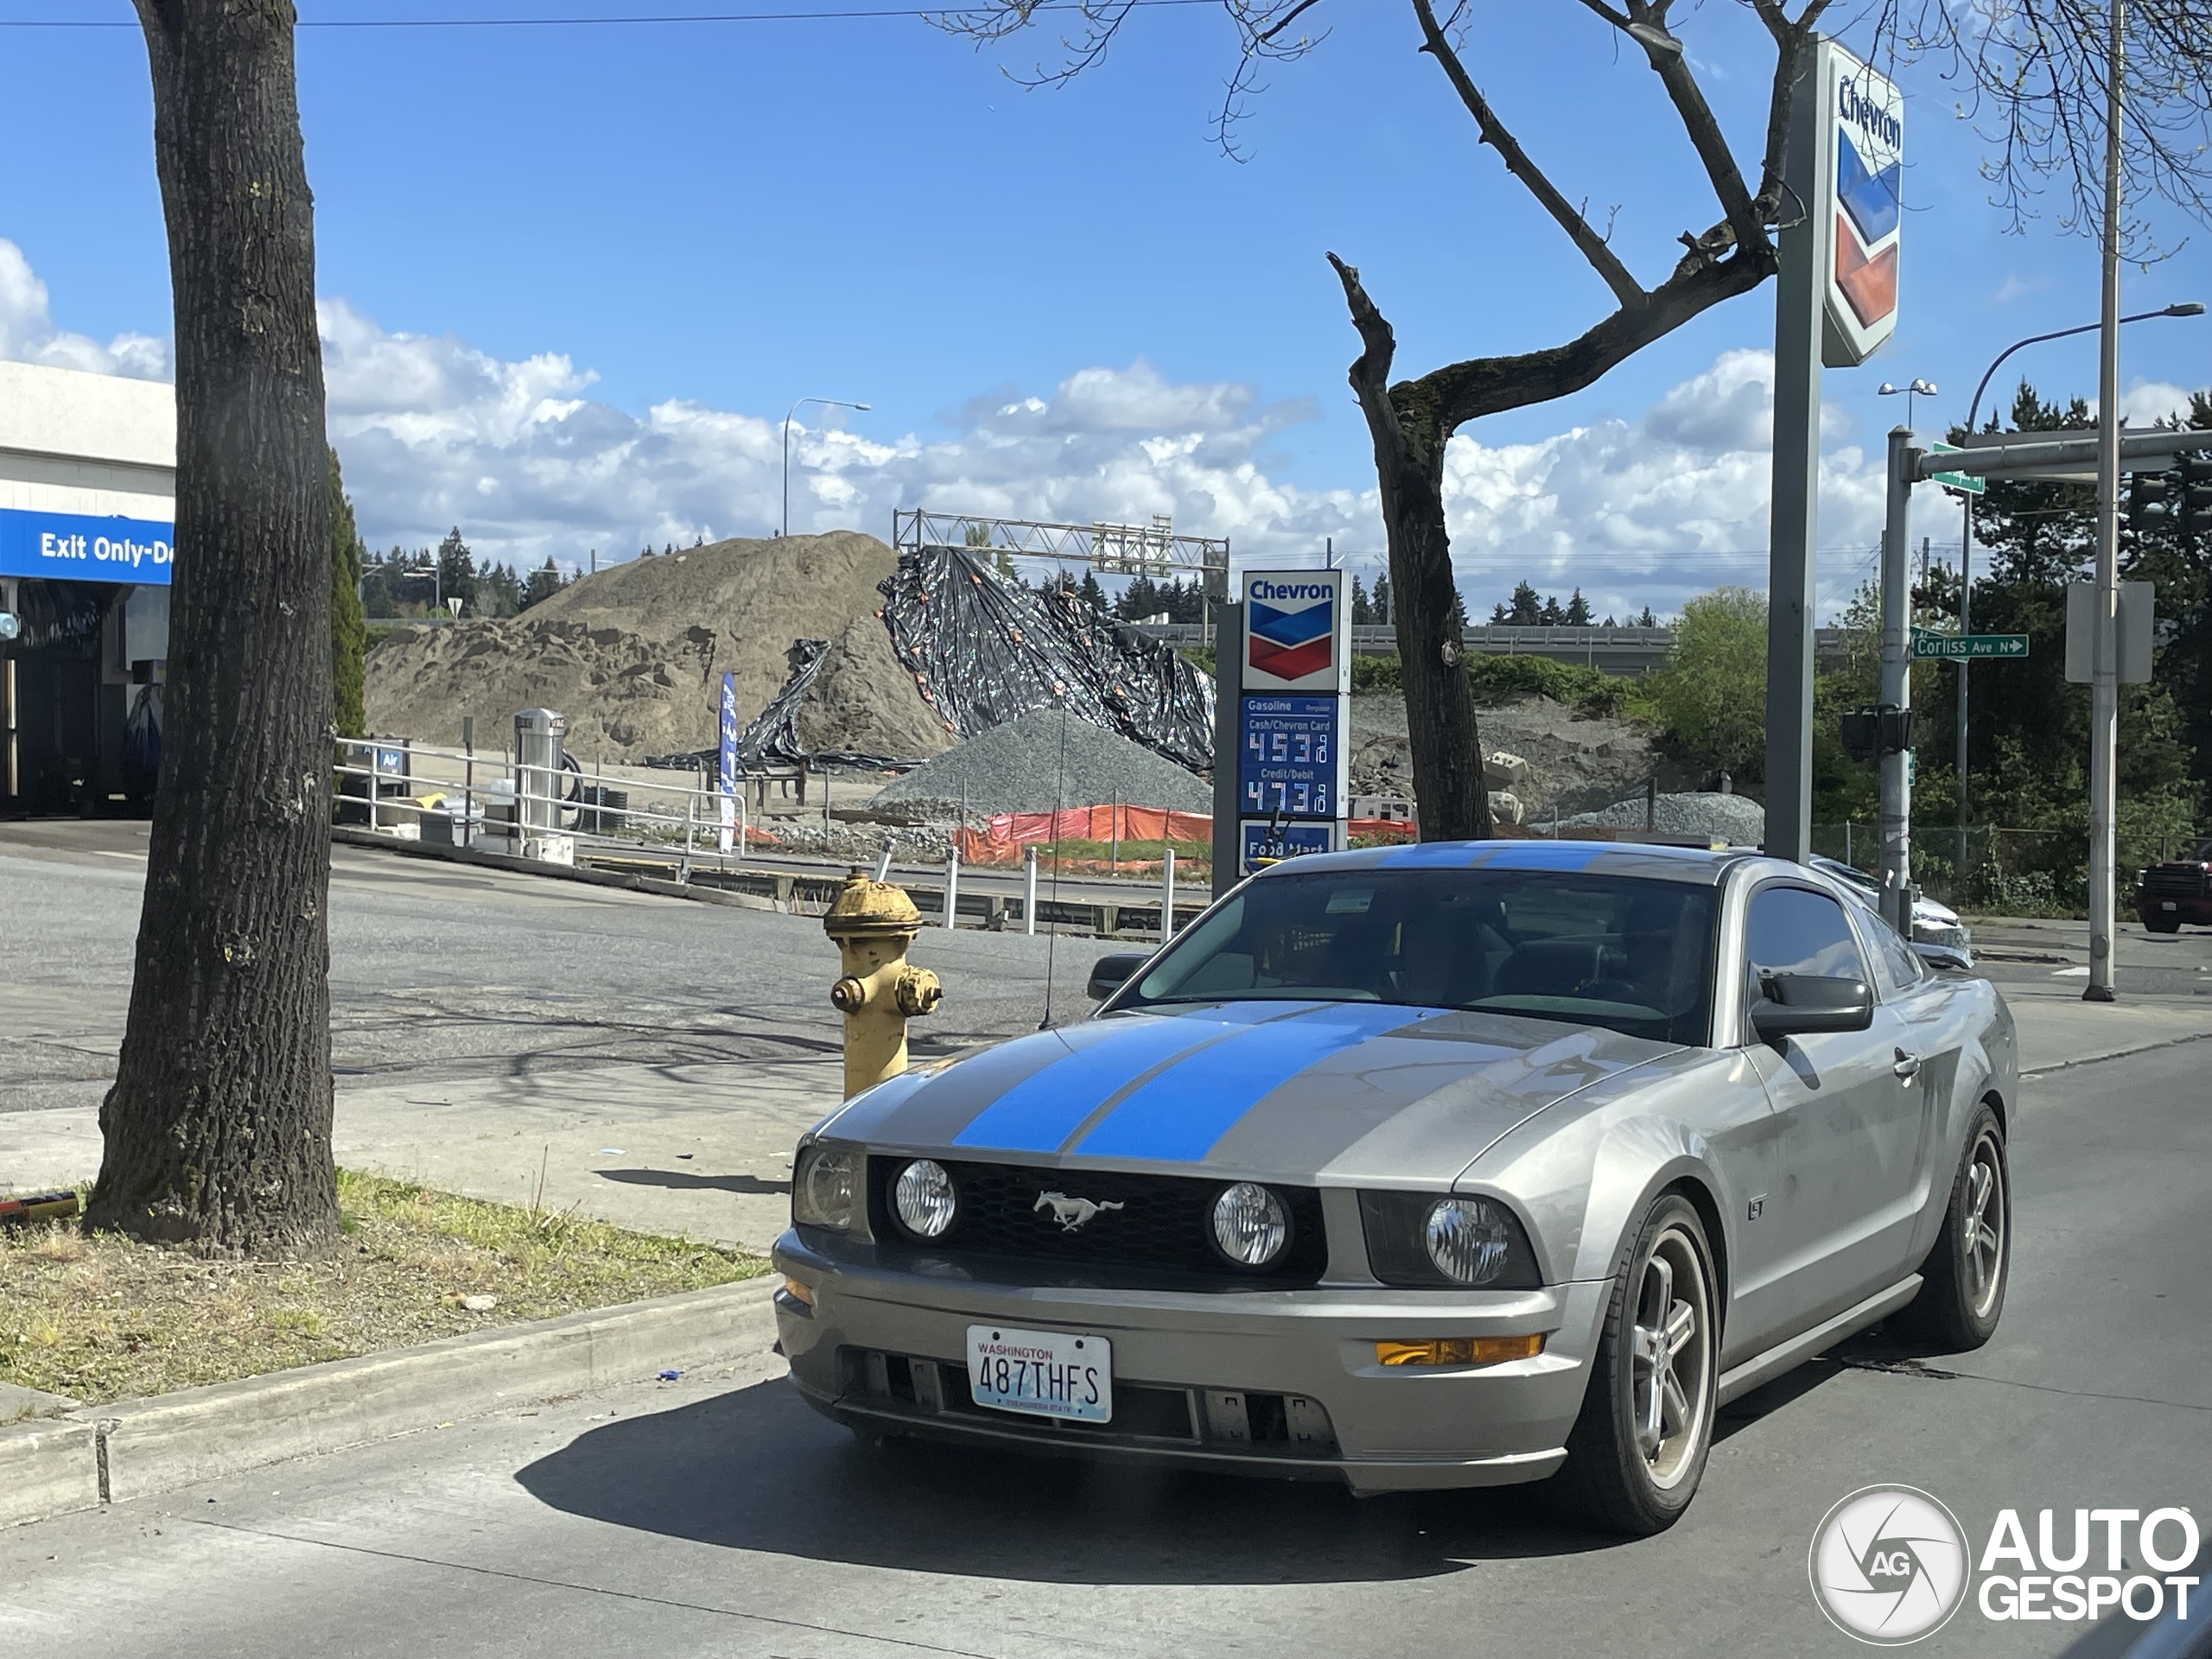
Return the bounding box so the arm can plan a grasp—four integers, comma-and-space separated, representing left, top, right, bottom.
1892, 1048, 1922, 1082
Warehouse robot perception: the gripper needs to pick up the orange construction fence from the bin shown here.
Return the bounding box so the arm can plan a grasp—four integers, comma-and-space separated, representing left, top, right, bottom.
953, 805, 1417, 867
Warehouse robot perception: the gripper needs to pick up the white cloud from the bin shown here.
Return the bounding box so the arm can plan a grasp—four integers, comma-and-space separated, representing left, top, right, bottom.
0, 238, 170, 380
3, 233, 1947, 620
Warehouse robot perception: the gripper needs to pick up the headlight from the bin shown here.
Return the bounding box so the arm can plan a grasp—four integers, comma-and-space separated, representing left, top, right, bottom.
792, 1143, 861, 1231
1358, 1189, 1541, 1289
892, 1158, 957, 1238
1211, 1181, 1288, 1268
1425, 1197, 1514, 1285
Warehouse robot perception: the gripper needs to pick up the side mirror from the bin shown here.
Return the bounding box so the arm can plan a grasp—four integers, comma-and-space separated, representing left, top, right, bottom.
1086, 952, 1149, 1001
1911, 940, 1974, 973
1751, 973, 1874, 1043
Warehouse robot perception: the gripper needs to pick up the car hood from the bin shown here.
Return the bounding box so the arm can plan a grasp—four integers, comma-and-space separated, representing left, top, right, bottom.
817, 1000, 1684, 1185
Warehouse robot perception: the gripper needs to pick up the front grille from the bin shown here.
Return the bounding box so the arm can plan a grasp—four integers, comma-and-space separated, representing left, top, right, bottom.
2143, 866, 2211, 899
866, 1157, 1327, 1287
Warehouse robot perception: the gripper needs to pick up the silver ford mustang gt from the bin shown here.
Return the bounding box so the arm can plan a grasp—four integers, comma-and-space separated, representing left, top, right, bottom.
772, 841, 2018, 1534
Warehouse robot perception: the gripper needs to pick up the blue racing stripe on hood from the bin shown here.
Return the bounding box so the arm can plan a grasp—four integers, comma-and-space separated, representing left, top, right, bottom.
949, 1015, 1230, 1154
1071, 1003, 1446, 1162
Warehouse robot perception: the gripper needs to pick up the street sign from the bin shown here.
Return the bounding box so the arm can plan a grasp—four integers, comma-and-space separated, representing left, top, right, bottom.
1910, 629, 2028, 661
1927, 441, 1985, 496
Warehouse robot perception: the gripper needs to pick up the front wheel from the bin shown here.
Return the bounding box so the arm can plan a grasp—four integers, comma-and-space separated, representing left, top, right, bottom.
1554, 1193, 1718, 1536
1891, 1104, 2010, 1351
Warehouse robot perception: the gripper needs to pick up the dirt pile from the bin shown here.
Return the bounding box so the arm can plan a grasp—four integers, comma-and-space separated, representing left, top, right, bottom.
1347, 694, 1694, 818
364, 533, 945, 762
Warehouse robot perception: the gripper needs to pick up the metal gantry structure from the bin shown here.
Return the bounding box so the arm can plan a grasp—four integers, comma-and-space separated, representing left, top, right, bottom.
892, 509, 1230, 599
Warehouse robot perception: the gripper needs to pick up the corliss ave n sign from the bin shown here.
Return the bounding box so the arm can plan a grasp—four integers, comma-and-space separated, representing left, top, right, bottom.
1820, 41, 1904, 369
1912, 629, 2030, 661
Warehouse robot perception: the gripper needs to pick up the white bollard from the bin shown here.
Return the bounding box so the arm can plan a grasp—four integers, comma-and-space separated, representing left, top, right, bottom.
944, 840, 961, 931
1024, 843, 1039, 937
1160, 847, 1177, 941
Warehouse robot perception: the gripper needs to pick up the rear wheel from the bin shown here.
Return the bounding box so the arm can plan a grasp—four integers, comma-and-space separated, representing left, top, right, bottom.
1891, 1104, 2009, 1351
1554, 1194, 1718, 1536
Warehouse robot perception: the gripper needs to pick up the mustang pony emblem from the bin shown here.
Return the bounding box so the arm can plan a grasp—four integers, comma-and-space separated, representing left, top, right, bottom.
1034, 1192, 1125, 1233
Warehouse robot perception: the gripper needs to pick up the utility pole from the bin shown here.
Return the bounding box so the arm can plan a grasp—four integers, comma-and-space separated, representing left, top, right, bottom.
2086, 0, 2126, 1003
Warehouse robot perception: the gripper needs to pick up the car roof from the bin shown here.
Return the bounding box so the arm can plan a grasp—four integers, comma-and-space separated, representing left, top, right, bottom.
1254, 838, 1761, 887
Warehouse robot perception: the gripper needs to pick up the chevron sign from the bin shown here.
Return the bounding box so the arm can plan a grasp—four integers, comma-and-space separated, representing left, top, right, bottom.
1243, 574, 1345, 691
1821, 48, 1904, 366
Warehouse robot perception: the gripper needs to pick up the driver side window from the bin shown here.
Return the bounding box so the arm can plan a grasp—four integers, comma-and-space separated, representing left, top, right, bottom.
1745, 887, 1866, 1014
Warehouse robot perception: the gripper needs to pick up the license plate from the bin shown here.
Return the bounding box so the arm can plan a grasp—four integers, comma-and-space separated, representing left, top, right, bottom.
966, 1324, 1112, 1423
2162, 901, 2178, 912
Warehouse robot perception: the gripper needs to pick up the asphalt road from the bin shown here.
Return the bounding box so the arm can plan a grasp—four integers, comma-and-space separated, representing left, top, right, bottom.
6, 993, 2210, 1655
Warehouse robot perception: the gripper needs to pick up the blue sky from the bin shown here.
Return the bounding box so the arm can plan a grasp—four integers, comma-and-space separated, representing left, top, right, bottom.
3, 0, 2209, 620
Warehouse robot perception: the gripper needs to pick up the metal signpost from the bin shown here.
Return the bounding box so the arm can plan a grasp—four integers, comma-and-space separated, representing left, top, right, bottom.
1236, 571, 1350, 878
1765, 39, 1903, 863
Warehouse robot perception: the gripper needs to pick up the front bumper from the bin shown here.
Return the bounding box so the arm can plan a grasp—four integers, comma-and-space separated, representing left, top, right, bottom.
772, 1229, 1604, 1495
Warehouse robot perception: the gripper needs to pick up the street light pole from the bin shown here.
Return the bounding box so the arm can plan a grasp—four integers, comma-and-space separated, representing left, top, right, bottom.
2087, 0, 2126, 1002
1951, 299, 2202, 885
781, 397, 871, 538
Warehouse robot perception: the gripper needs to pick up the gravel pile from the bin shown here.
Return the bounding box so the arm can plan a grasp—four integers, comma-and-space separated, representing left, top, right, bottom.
871, 709, 1212, 816
1555, 791, 1766, 844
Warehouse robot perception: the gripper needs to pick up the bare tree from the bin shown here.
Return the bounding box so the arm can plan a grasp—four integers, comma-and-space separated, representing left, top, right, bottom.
89, 0, 339, 1255
941, 0, 2212, 838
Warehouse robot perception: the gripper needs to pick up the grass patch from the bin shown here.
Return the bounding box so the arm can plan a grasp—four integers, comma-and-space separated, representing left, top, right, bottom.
0, 1170, 768, 1407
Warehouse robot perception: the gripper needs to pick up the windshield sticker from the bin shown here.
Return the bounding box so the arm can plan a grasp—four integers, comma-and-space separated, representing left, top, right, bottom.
1325, 888, 1375, 914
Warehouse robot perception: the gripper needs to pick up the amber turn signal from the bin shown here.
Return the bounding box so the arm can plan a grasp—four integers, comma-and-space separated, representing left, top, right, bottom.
780, 1275, 816, 1306
1375, 1333, 1545, 1368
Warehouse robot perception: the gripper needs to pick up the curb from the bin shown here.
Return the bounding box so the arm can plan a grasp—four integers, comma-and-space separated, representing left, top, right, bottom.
2018, 1027, 2212, 1082
0, 1274, 778, 1530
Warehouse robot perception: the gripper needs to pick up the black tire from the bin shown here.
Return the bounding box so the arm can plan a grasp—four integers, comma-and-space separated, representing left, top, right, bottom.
2142, 912, 2182, 935
1890, 1103, 2010, 1352
1553, 1193, 1719, 1536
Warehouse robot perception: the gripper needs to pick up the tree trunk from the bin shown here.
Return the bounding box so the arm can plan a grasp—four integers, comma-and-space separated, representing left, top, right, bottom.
1331, 256, 1492, 842
89, 0, 339, 1255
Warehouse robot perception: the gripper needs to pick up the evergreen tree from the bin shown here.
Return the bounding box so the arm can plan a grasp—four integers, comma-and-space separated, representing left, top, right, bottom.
1538, 594, 1566, 626
1371, 571, 1393, 625
1565, 588, 1593, 626
435, 527, 474, 609
1507, 581, 1542, 625
1077, 570, 1109, 613
1637, 605, 1658, 626
1350, 575, 1373, 626
1601, 613, 1618, 627
327, 449, 366, 741
1489, 601, 1509, 624
522, 557, 568, 610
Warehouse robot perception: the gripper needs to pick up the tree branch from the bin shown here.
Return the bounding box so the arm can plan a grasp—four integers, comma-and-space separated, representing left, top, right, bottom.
1619, 1, 1764, 259
1408, 0, 1644, 309
1411, 248, 1771, 436
1326, 251, 1414, 461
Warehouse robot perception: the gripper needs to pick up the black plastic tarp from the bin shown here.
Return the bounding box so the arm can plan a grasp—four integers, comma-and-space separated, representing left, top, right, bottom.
878, 545, 1214, 772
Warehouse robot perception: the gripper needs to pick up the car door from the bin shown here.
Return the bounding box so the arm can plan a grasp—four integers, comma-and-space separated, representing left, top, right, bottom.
1849, 899, 1965, 1277
1738, 880, 1922, 1342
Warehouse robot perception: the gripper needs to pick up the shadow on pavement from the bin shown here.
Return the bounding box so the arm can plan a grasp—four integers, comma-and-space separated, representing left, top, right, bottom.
514, 1378, 1616, 1583
595, 1167, 790, 1196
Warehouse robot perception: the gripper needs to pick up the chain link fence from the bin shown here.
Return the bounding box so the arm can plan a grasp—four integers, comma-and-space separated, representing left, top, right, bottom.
1811, 823, 2209, 913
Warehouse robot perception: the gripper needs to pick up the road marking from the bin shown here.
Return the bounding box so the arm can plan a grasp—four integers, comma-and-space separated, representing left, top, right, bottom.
2020, 1028, 2212, 1082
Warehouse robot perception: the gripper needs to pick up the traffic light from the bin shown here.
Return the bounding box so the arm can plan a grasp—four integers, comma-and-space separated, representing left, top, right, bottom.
2128, 467, 2172, 538
2177, 449, 2212, 556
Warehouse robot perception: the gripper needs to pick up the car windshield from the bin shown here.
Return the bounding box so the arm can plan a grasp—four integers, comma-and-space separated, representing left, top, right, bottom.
1122, 868, 1718, 1045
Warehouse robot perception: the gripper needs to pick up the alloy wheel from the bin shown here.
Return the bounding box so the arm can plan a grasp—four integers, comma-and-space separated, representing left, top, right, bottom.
1962, 1128, 2007, 1319
1629, 1224, 1713, 1491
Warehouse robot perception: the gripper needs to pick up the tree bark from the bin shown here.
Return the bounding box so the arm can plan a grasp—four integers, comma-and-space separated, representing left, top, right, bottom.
1330, 255, 1491, 842
89, 0, 339, 1255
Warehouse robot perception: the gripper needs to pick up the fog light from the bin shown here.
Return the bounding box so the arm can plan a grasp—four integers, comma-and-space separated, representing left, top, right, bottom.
893, 1158, 958, 1238
1211, 1181, 1289, 1267
1374, 1334, 1546, 1368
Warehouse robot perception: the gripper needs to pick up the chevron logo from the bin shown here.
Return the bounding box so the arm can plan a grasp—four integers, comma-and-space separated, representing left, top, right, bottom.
1833, 130, 1899, 328
1249, 597, 1333, 682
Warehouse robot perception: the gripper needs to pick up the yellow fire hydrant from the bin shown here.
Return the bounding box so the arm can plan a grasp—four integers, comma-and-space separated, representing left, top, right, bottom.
823, 872, 943, 1098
